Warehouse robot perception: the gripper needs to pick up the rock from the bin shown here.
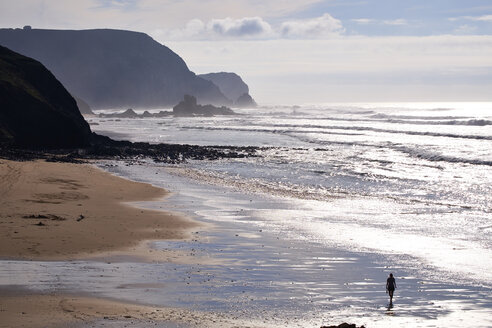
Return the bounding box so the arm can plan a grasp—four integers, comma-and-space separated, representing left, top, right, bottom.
99, 108, 138, 118
236, 92, 257, 108
173, 94, 197, 117
320, 323, 365, 328
173, 95, 235, 117
199, 72, 257, 107
0, 45, 92, 149
0, 28, 230, 109
97, 108, 173, 119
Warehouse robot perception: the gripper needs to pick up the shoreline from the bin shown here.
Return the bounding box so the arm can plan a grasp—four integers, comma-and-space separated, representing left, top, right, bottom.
0, 158, 363, 328
0, 159, 201, 261
4, 157, 487, 327
0, 158, 209, 327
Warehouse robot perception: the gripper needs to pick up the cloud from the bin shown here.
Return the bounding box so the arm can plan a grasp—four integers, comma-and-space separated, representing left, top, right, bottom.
165, 14, 344, 40
280, 13, 344, 38
449, 15, 492, 22
95, 0, 138, 9
207, 17, 273, 38
351, 18, 375, 25
454, 24, 478, 35
352, 18, 408, 26
472, 15, 492, 22
383, 19, 408, 26
164, 16, 273, 40
0, 0, 324, 31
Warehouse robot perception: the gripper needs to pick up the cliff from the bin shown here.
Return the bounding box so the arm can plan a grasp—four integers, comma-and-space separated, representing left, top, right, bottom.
0, 45, 92, 148
199, 72, 257, 107
0, 27, 229, 109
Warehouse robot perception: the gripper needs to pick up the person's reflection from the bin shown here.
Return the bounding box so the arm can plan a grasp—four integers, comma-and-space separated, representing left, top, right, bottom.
386, 301, 394, 315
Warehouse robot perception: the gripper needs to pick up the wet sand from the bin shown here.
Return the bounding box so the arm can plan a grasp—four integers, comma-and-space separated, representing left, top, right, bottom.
0, 288, 255, 328
0, 159, 204, 327
0, 159, 199, 261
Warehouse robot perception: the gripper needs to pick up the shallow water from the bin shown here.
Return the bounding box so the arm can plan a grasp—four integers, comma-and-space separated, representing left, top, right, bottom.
90, 103, 492, 283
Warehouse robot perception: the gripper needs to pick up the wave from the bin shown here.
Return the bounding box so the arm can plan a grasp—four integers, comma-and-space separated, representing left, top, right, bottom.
391, 144, 492, 167
185, 124, 492, 141
369, 113, 470, 120
268, 123, 492, 140
261, 131, 491, 167
370, 115, 492, 126
181, 125, 492, 167
167, 167, 350, 202
168, 167, 484, 213
254, 110, 492, 127
274, 115, 492, 127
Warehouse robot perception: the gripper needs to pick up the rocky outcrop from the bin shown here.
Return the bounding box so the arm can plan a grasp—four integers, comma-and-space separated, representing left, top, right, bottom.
0, 45, 92, 148
199, 72, 257, 107
321, 323, 365, 328
99, 96, 236, 118
98, 108, 173, 118
173, 95, 235, 117
0, 28, 229, 109
99, 108, 139, 118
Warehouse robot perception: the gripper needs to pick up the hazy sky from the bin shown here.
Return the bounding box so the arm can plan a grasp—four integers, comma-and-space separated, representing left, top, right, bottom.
1, 0, 492, 104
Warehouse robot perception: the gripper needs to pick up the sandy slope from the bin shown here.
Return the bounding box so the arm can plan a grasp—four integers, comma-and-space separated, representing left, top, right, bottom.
0, 159, 199, 260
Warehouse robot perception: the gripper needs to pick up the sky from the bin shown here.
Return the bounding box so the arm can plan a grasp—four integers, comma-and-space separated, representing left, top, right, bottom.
1, 0, 492, 104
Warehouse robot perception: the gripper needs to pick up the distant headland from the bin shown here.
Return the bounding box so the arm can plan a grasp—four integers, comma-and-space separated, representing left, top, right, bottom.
0, 27, 256, 110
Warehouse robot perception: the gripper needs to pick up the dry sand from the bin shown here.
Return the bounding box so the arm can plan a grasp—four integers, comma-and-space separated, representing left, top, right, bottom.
0, 159, 199, 261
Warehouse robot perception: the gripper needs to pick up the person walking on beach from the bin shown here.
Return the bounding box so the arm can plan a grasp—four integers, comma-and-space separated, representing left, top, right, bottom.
386, 273, 396, 303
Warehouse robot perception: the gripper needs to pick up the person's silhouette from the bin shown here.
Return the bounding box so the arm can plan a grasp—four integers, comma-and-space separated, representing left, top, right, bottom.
386, 273, 396, 304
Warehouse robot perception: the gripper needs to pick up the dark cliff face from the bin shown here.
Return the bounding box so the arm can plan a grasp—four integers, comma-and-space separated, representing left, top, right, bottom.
0, 28, 228, 109
0, 45, 92, 148
198, 72, 256, 107
198, 72, 249, 102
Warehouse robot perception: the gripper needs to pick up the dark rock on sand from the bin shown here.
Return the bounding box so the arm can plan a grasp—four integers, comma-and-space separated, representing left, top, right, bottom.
0, 45, 92, 149
86, 133, 258, 163
173, 95, 235, 117
0, 132, 261, 165
321, 323, 365, 328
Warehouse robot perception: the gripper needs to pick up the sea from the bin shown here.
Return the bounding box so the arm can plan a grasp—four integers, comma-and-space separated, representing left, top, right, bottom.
3, 102, 492, 327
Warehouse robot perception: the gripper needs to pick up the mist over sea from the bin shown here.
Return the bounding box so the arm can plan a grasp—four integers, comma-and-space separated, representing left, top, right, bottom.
87, 102, 492, 326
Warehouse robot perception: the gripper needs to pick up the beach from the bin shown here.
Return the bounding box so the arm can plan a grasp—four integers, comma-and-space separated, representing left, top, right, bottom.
0, 159, 368, 328
1, 103, 491, 328
0, 159, 207, 327
0, 159, 199, 261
